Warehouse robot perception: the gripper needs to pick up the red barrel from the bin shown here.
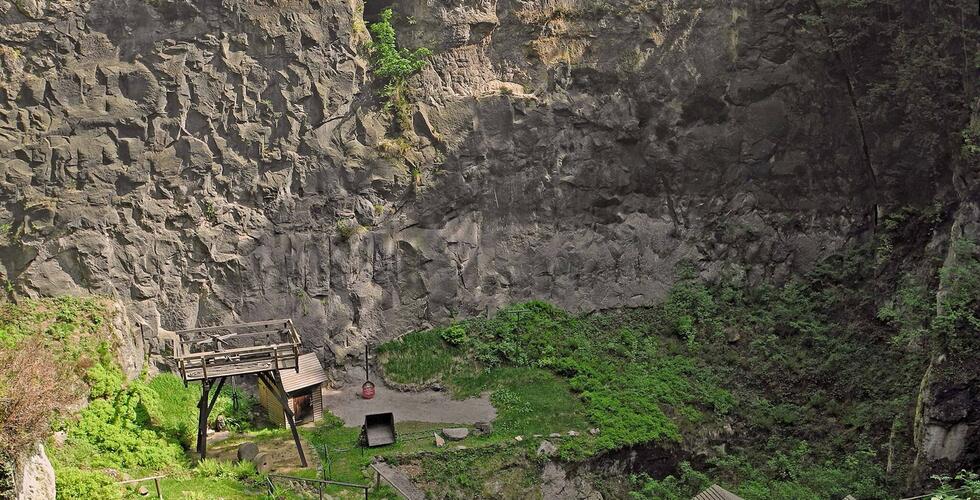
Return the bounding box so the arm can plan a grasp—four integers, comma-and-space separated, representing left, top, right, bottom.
362, 381, 376, 399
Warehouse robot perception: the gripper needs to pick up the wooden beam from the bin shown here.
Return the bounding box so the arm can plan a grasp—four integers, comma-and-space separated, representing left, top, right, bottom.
258, 371, 307, 467
196, 379, 212, 458
175, 319, 291, 335
206, 377, 227, 416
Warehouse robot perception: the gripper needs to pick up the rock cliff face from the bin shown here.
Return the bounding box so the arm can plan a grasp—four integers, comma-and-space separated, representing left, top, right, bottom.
0, 0, 975, 481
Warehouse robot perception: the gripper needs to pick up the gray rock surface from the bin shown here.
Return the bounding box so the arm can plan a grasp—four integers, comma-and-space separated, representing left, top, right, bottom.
0, 0, 923, 363
536, 440, 557, 457
441, 427, 469, 441
0, 0, 975, 483
237, 442, 259, 463
14, 442, 55, 500
251, 452, 271, 474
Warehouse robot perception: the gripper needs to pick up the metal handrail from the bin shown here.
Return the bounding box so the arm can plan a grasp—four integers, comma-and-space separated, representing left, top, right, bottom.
267, 473, 370, 500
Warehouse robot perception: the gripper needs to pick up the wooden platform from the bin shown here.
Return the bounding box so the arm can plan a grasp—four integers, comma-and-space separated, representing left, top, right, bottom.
174, 319, 302, 382
171, 318, 309, 467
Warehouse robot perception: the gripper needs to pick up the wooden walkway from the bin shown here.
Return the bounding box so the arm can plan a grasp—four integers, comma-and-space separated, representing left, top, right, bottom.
371, 462, 425, 500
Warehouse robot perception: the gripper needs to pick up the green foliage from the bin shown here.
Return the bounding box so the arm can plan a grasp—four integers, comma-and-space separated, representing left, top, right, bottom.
368, 9, 430, 84
381, 300, 732, 458
662, 268, 719, 345
147, 373, 257, 449
54, 467, 121, 500
629, 463, 710, 500
367, 8, 431, 132
146, 373, 199, 448
703, 443, 884, 500
930, 471, 980, 499
61, 368, 184, 471
377, 329, 457, 386
0, 296, 111, 356
877, 273, 934, 346
335, 219, 365, 241
933, 238, 980, 356
194, 458, 259, 481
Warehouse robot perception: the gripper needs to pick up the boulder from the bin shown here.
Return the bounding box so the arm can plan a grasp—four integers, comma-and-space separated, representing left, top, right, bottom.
14, 442, 55, 500
441, 428, 469, 441
252, 452, 272, 473
474, 421, 493, 436
237, 442, 259, 462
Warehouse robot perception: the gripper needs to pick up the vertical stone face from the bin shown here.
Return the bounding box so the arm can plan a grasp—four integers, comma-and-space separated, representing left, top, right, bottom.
0, 0, 972, 396
14, 442, 55, 500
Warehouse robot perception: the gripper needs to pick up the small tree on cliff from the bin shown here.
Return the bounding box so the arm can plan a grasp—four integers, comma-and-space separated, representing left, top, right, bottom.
368, 8, 431, 132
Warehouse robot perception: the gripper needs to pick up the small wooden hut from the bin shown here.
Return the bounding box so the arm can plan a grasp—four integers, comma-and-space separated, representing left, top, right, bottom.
258, 353, 327, 426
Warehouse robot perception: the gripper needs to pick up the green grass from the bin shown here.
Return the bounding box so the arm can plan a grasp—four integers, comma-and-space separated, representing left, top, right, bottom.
149, 477, 265, 500
379, 302, 731, 459
377, 329, 457, 385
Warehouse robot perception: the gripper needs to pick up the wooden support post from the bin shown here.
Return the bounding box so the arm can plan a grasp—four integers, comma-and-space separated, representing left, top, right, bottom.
258, 371, 308, 467
206, 377, 226, 416
196, 378, 212, 458
153, 476, 163, 500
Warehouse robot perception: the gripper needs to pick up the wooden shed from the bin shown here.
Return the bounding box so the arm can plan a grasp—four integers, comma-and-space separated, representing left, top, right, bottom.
258, 353, 327, 426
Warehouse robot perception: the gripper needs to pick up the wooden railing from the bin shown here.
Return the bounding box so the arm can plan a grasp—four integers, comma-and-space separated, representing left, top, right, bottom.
116, 475, 165, 499
173, 319, 302, 382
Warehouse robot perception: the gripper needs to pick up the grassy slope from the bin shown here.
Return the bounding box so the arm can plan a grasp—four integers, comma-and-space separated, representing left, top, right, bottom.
376, 230, 974, 499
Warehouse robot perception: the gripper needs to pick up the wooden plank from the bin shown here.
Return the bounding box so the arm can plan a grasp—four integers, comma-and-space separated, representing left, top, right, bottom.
175, 342, 299, 361
259, 371, 307, 467
312, 387, 323, 422
371, 462, 425, 500
181, 359, 300, 381
176, 319, 291, 335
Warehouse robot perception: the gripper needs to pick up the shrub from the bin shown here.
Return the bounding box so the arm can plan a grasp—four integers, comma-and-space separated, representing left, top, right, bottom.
0, 338, 76, 455
54, 467, 121, 500
368, 8, 431, 131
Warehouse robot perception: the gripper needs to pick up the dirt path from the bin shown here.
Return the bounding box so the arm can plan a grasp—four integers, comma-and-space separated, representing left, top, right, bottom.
322, 377, 496, 427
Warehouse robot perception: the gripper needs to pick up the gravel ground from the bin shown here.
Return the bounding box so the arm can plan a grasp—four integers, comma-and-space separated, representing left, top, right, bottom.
322, 378, 496, 427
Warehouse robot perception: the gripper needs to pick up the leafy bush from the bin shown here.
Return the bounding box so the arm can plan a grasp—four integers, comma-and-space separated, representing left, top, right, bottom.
368, 8, 430, 85
195, 458, 258, 481
0, 298, 115, 459
933, 239, 980, 356
931, 471, 980, 499
367, 8, 431, 131
62, 366, 184, 470
54, 467, 121, 500
630, 463, 711, 500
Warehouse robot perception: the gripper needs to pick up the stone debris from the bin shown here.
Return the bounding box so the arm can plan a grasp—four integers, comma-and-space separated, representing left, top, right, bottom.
536, 440, 558, 457
514, 436, 524, 442
567, 430, 579, 437
589, 428, 600, 435
549, 433, 562, 438
434, 433, 446, 448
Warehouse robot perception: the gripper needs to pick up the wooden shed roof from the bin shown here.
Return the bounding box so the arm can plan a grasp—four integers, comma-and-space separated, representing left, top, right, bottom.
281, 353, 327, 393
692, 484, 744, 500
